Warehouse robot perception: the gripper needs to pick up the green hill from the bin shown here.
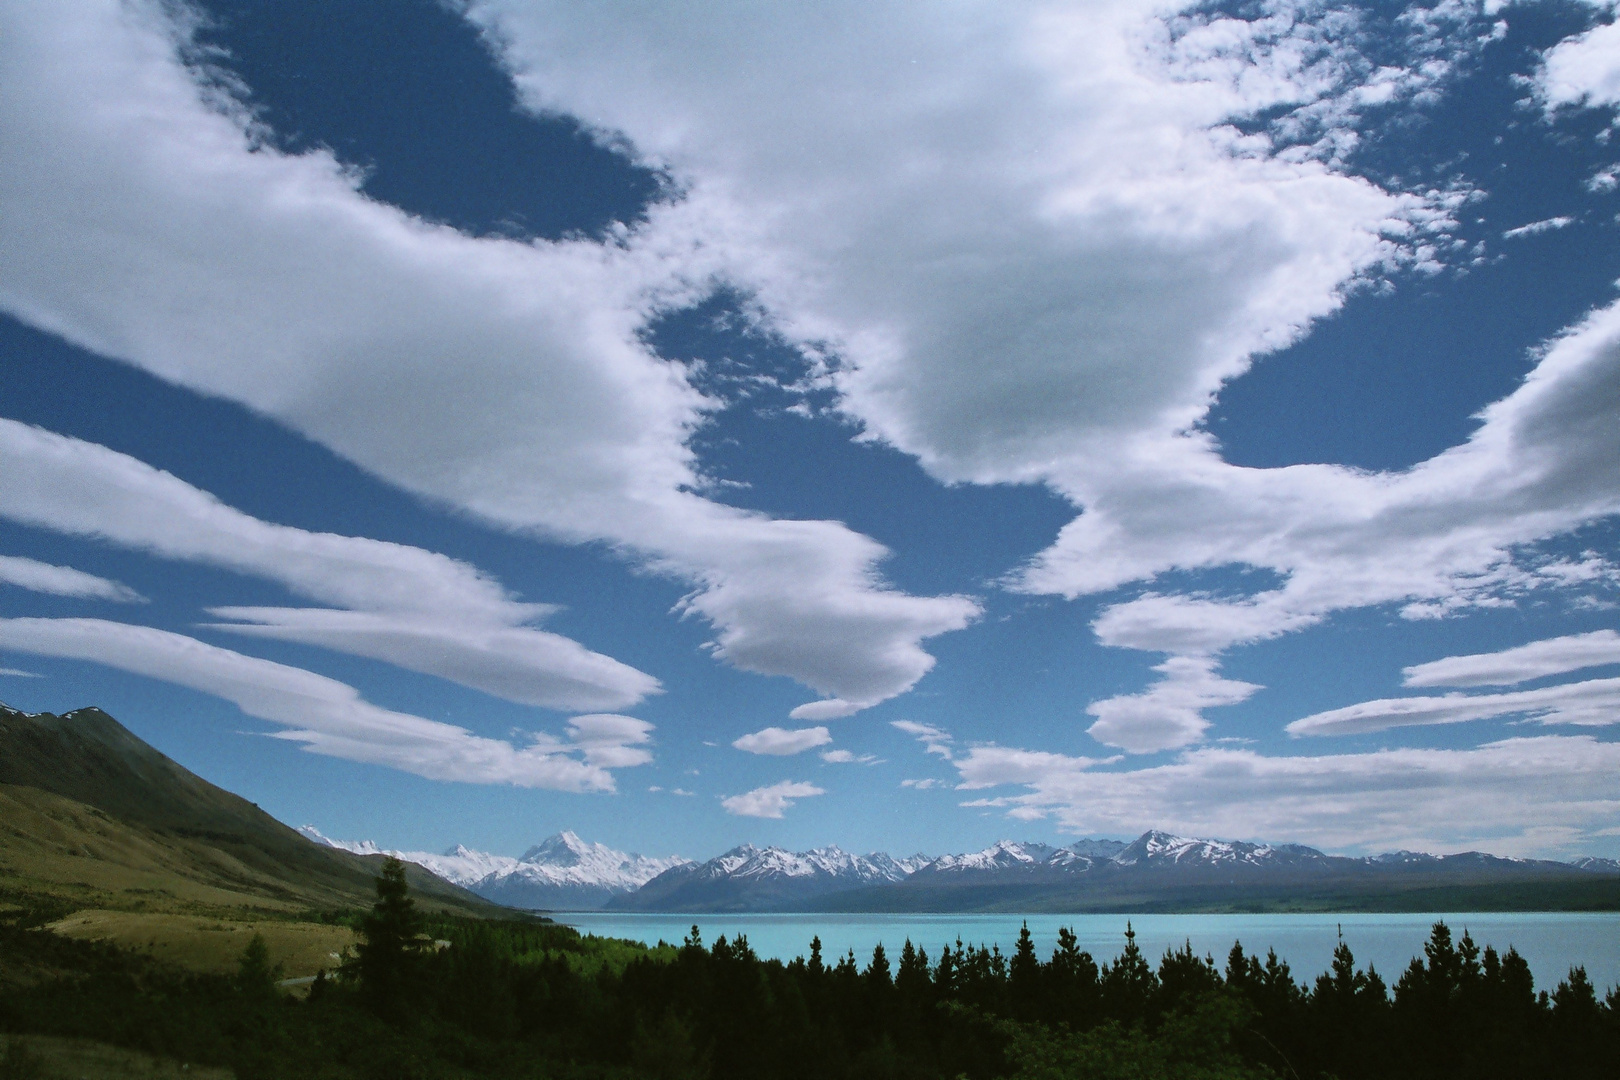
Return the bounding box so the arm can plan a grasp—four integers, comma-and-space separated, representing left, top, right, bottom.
0, 701, 490, 921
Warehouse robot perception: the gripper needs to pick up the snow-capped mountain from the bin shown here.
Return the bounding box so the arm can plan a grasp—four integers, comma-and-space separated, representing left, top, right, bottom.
1571, 855, 1620, 873
610, 843, 931, 912
299, 824, 1620, 914
923, 840, 1060, 874
1111, 830, 1333, 870
917, 838, 1131, 877
298, 827, 687, 910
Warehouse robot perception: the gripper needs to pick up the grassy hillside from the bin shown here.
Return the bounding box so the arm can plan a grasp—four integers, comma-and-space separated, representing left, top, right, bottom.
44, 909, 358, 980
0, 703, 484, 914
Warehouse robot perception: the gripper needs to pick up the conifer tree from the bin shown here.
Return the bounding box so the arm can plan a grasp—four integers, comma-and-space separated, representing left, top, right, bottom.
1009, 922, 1041, 1018
1101, 922, 1156, 1025
352, 855, 425, 1011
235, 932, 281, 1004
866, 942, 892, 988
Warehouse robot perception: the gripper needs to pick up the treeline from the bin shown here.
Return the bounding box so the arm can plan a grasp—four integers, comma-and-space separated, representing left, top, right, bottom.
1, 858, 1616, 1080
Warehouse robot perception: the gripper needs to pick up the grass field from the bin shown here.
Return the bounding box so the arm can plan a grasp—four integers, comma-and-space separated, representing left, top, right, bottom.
0, 784, 338, 918
0, 1033, 234, 1080
43, 909, 358, 979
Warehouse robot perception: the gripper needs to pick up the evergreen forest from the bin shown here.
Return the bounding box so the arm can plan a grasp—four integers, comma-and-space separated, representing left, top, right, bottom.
2, 858, 1615, 1080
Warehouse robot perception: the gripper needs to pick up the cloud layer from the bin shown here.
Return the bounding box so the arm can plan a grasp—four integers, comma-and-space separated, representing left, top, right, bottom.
1286, 676, 1620, 737
462, 0, 1619, 756
0, 617, 649, 790
953, 734, 1620, 856
0, 1, 974, 721
0, 419, 659, 712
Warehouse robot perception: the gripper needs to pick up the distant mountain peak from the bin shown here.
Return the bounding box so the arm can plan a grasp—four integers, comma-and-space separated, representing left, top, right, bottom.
300, 828, 688, 910
520, 830, 597, 866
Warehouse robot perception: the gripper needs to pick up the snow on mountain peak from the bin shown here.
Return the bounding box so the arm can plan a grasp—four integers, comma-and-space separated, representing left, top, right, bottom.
296, 827, 688, 904
676, 843, 922, 885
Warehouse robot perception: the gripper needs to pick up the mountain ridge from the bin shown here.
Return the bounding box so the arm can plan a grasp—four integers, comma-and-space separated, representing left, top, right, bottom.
300, 825, 688, 910
316, 823, 1620, 913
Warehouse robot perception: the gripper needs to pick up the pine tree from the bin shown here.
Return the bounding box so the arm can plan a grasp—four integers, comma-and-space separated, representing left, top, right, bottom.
235, 932, 281, 1004
866, 942, 893, 988
1101, 922, 1157, 1025
351, 855, 426, 1011
1009, 922, 1041, 1019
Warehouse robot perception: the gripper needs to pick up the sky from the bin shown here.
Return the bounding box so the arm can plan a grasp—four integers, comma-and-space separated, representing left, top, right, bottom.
3, 0, 1620, 863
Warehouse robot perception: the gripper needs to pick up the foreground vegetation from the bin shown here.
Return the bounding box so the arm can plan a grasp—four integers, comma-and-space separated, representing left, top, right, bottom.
2, 859, 1615, 1080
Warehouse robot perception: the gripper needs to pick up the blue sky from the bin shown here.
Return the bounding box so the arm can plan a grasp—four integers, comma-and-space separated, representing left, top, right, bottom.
4, 0, 1620, 862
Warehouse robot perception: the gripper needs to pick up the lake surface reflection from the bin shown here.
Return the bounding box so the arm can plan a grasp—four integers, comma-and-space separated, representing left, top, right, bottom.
559, 911, 1620, 994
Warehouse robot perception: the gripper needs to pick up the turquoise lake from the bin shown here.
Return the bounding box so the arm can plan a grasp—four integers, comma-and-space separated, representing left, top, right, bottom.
560, 911, 1620, 994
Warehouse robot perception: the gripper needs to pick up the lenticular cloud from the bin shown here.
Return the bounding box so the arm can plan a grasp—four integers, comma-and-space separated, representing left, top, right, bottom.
0, 617, 648, 791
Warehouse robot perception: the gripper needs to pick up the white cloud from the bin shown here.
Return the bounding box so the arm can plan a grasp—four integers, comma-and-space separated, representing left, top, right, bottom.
1403, 629, 1620, 687
901, 778, 945, 789
0, 668, 42, 678
0, 553, 143, 602
788, 699, 864, 721
1013, 287, 1620, 739
0, 617, 643, 790
457, 0, 1566, 754
720, 780, 825, 818
1085, 656, 1262, 753
1537, 14, 1620, 113
1286, 675, 1620, 737
954, 744, 1116, 790
0, 2, 975, 721
204, 607, 656, 713
731, 725, 832, 756
1502, 215, 1574, 239
0, 420, 533, 621
566, 712, 655, 767
821, 748, 879, 764
468, 0, 1462, 495
953, 734, 1620, 856
890, 719, 955, 759
3, 0, 1605, 760
0, 419, 659, 712
1091, 591, 1320, 655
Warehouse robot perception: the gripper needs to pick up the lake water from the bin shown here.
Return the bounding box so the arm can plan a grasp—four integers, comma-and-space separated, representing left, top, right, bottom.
559, 911, 1620, 994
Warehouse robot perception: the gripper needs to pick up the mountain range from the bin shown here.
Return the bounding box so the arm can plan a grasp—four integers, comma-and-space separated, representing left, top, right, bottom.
7, 697, 1617, 917
299, 826, 687, 909
311, 826, 1620, 914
